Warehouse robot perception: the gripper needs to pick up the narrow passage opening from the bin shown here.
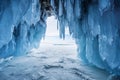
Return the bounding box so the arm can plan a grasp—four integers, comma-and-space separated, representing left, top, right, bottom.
39, 16, 77, 59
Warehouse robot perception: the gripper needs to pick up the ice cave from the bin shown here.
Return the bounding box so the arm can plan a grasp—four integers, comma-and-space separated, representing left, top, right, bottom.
0, 0, 120, 80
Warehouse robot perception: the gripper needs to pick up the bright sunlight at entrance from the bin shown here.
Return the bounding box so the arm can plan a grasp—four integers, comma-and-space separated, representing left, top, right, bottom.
39, 16, 77, 59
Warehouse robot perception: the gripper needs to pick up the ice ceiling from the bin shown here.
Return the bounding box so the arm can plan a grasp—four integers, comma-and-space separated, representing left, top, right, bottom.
0, 0, 120, 75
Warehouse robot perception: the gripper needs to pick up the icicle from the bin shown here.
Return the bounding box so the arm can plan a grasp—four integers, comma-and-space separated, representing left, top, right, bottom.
58, 16, 65, 39
66, 0, 73, 22
74, 0, 81, 18
98, 0, 111, 15
50, 0, 55, 8
59, 0, 63, 16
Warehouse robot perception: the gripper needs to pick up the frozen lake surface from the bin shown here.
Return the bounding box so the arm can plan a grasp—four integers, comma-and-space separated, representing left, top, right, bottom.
0, 36, 109, 80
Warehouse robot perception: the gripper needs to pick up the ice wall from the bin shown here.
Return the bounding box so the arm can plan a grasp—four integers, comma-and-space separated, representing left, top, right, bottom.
0, 0, 46, 58
50, 0, 120, 74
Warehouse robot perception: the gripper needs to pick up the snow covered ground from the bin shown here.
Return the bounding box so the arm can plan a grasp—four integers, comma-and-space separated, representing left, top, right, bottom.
0, 36, 109, 80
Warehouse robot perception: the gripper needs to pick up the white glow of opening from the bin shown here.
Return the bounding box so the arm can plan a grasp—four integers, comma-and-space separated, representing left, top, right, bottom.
46, 16, 70, 36
39, 16, 77, 59
46, 16, 58, 36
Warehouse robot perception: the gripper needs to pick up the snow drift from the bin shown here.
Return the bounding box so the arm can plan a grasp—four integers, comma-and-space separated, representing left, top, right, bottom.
0, 0, 120, 75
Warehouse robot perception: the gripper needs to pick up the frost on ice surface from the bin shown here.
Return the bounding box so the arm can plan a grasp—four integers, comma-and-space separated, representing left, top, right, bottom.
0, 0, 120, 76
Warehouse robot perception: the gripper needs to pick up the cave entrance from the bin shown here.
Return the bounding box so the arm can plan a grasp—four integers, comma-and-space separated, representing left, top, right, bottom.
38, 16, 77, 59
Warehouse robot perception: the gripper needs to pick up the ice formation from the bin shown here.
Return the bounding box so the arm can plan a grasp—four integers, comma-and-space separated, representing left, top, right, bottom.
0, 0, 120, 75
0, 0, 46, 57
51, 0, 120, 75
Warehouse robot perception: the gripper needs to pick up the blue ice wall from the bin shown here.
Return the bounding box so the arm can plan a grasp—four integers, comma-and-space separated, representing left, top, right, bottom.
0, 0, 46, 58
51, 0, 120, 74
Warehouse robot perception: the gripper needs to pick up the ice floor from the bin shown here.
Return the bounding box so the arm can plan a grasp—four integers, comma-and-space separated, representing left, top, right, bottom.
0, 36, 109, 80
